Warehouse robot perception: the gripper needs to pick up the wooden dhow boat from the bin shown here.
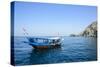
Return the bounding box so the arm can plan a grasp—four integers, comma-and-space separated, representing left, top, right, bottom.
28, 37, 62, 49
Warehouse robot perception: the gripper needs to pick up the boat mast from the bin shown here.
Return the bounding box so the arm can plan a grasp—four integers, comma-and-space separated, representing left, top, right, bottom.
22, 28, 29, 39
58, 32, 59, 37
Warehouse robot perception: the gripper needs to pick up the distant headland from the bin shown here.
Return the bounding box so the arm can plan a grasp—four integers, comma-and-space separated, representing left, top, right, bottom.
70, 21, 97, 37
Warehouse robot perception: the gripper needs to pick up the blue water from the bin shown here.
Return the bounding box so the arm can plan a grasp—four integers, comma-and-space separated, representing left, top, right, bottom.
12, 36, 97, 66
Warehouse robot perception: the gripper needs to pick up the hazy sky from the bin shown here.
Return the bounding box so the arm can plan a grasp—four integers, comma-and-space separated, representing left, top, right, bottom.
13, 1, 97, 36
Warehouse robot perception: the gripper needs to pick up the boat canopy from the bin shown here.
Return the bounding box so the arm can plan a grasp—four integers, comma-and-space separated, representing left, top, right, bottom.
29, 37, 61, 41
48, 37, 60, 40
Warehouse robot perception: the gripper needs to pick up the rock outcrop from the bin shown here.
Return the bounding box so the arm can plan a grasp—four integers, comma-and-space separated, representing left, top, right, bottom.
80, 21, 97, 37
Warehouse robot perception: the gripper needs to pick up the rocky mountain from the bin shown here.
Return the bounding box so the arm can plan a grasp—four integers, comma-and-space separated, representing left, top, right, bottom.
80, 21, 97, 37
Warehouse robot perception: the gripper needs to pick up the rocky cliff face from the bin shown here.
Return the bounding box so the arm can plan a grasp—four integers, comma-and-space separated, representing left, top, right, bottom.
80, 21, 97, 37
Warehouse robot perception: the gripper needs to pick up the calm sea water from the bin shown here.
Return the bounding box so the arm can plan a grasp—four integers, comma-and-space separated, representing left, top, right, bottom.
12, 36, 97, 66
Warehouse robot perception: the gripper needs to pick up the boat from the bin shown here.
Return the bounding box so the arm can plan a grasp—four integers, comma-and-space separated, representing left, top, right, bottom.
22, 28, 62, 49
28, 37, 62, 49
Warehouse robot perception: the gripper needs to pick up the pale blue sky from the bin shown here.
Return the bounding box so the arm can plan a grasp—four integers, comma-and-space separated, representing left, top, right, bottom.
13, 1, 97, 36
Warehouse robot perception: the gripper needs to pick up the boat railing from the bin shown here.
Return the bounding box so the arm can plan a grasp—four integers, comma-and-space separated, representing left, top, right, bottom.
28, 37, 61, 45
